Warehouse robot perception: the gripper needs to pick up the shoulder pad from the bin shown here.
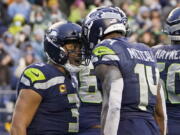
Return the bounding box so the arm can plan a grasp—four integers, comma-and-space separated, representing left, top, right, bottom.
93, 46, 115, 57
24, 67, 46, 83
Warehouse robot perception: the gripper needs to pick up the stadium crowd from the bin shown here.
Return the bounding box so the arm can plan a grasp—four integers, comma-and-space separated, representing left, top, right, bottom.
0, 0, 179, 134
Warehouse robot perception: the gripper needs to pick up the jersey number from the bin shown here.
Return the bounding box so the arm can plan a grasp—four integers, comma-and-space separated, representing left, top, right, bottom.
67, 94, 79, 133
134, 64, 159, 111
78, 63, 102, 104
157, 63, 180, 104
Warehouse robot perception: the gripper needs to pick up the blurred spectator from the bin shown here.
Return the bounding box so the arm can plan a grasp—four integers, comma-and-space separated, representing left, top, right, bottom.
83, 0, 97, 16
22, 42, 33, 52
0, 1, 10, 26
138, 30, 155, 47
159, 0, 169, 7
103, 0, 113, 6
162, 0, 180, 24
120, 1, 134, 17
119, 1, 139, 27
1, 32, 19, 90
45, 0, 66, 25
3, 32, 20, 65
0, 2, 9, 38
30, 6, 49, 32
31, 29, 47, 62
156, 32, 169, 45
135, 6, 152, 32
28, 0, 46, 6
176, 0, 180, 7
20, 42, 41, 61
5, 0, 15, 5
169, 0, 179, 7
0, 22, 7, 39
150, 9, 162, 32
84, 0, 95, 9
144, 0, 162, 10
7, 0, 31, 22
94, 0, 112, 6
11, 43, 39, 89
161, 1, 174, 22
58, 0, 76, 17
8, 14, 25, 35
94, 0, 104, 6
0, 91, 16, 134
150, 9, 163, 45
15, 24, 31, 48
68, 0, 86, 23
112, 0, 122, 6
14, 50, 39, 78
0, 40, 12, 90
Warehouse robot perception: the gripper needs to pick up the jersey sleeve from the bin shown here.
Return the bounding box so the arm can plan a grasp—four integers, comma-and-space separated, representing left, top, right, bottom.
92, 44, 120, 68
17, 66, 47, 98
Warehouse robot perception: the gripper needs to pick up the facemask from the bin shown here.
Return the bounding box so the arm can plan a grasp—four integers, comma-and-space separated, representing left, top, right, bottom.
64, 60, 82, 73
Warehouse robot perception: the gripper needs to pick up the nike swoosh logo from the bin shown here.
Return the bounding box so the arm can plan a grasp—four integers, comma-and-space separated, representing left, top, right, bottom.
31, 71, 40, 77
97, 50, 106, 53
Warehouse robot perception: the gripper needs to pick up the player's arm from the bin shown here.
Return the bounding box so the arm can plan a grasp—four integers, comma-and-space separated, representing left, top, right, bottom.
95, 64, 124, 135
154, 83, 167, 135
10, 89, 42, 135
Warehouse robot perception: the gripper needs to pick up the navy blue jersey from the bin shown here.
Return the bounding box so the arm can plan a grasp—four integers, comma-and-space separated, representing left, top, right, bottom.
152, 45, 180, 120
92, 38, 159, 119
17, 63, 79, 135
77, 62, 102, 131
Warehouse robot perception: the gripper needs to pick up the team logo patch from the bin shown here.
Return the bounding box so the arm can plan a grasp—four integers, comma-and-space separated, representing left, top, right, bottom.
59, 84, 67, 94
48, 30, 58, 42
109, 19, 118, 24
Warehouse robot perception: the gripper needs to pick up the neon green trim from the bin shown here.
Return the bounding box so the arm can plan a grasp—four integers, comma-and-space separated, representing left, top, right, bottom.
24, 68, 46, 83
93, 46, 115, 56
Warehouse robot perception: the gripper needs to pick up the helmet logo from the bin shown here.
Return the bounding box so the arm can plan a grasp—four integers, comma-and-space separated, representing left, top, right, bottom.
49, 30, 58, 42
110, 19, 118, 24
89, 11, 102, 19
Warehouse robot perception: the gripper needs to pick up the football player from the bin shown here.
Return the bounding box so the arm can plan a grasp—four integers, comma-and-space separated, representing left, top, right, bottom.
152, 7, 180, 135
77, 61, 102, 135
65, 55, 102, 135
10, 22, 81, 135
82, 6, 167, 135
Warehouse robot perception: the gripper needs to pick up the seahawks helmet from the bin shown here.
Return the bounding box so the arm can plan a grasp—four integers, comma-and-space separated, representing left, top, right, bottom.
44, 22, 82, 65
165, 7, 180, 41
82, 6, 129, 59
